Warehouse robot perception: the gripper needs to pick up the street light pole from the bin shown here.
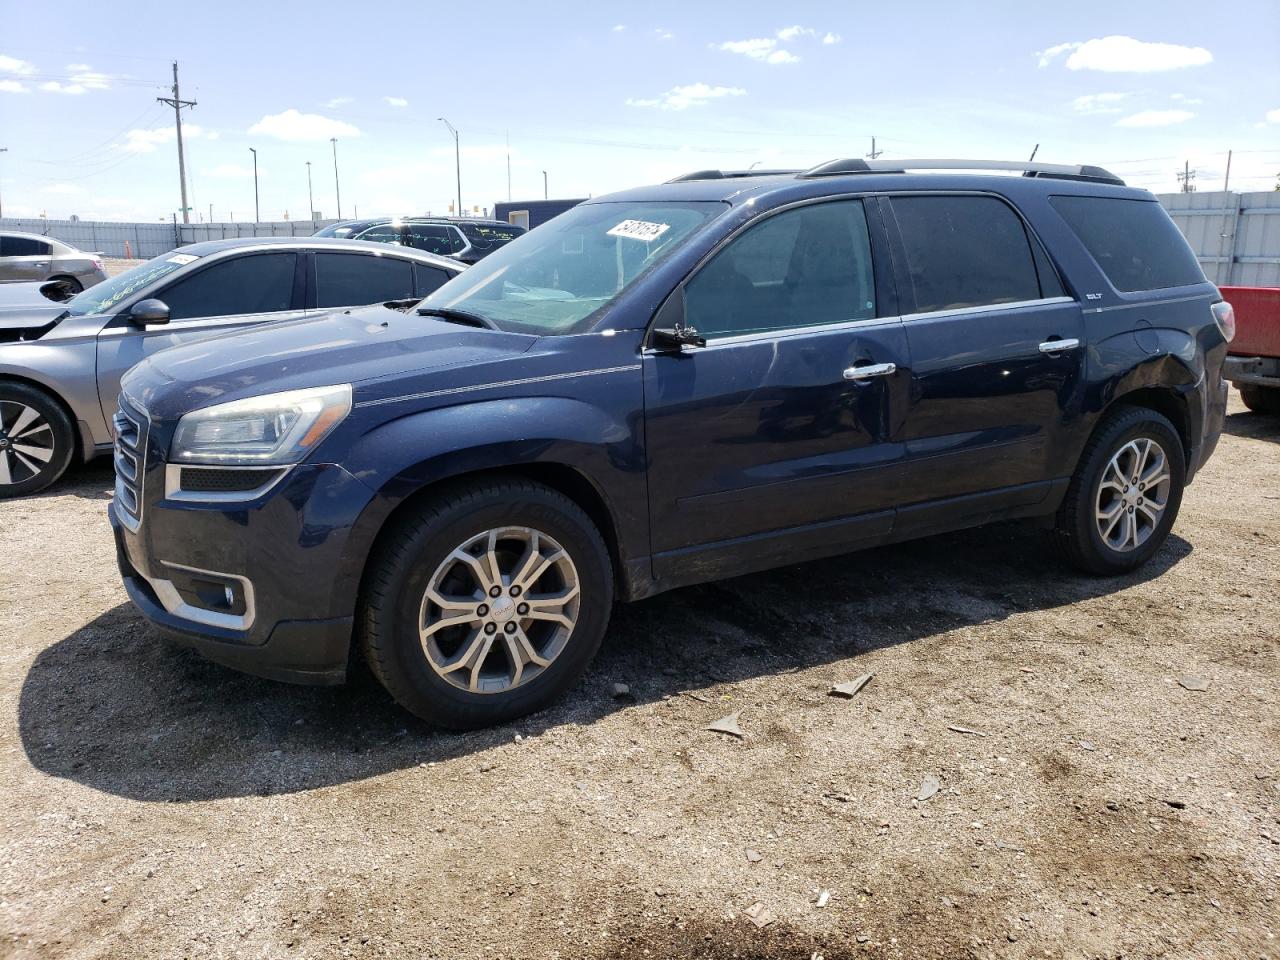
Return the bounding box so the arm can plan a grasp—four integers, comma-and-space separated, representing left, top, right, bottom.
249, 147, 259, 223
305, 161, 314, 223
438, 118, 462, 217
542, 170, 548, 200
330, 137, 342, 220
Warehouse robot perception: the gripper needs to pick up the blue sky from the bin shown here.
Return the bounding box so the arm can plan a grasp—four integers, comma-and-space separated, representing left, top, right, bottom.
1, 0, 1277, 223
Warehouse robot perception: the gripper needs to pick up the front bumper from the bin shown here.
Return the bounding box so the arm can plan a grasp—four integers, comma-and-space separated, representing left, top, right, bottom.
110, 459, 377, 686
1224, 355, 1280, 389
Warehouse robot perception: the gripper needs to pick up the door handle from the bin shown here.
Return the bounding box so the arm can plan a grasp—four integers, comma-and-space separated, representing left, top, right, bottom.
1038, 338, 1081, 354
843, 361, 896, 380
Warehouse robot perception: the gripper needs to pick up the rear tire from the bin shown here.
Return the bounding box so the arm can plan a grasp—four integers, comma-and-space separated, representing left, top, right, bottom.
1238, 384, 1280, 415
0, 382, 76, 498
359, 478, 614, 729
1053, 405, 1185, 576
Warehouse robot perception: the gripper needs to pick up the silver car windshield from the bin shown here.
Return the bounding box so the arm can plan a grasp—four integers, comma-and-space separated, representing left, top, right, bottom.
421, 200, 727, 335
64, 253, 197, 316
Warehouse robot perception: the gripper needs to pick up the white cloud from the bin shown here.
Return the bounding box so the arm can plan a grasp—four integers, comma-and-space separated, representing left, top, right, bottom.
1264, 108, 1280, 124
1071, 92, 1129, 115
248, 109, 360, 141
822, 32, 842, 45
655, 28, 673, 40
718, 37, 800, 64
122, 123, 209, 153
0, 54, 35, 75
1115, 109, 1195, 128
626, 82, 746, 111
1038, 36, 1212, 73
324, 96, 353, 108
776, 25, 815, 41
612, 24, 626, 32
0, 79, 29, 94
66, 63, 91, 72
384, 96, 408, 107
41, 81, 87, 95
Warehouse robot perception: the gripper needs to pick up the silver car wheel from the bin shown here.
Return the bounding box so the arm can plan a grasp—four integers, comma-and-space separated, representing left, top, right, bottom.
0, 401, 56, 486
1095, 437, 1171, 552
418, 526, 580, 694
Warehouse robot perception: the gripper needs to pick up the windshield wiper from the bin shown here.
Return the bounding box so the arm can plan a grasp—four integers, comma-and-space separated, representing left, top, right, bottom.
416, 306, 496, 330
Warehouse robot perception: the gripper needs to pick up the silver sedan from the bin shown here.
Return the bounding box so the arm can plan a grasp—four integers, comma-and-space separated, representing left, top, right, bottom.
0, 231, 108, 298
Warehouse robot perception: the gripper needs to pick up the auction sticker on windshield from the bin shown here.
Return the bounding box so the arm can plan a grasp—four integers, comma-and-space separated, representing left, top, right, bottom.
607, 219, 670, 243
167, 253, 199, 265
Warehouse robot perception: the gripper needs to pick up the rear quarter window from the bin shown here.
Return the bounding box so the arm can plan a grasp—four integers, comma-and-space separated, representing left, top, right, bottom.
1050, 196, 1205, 293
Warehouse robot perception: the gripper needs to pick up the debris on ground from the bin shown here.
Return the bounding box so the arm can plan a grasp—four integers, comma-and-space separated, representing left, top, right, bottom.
829, 673, 874, 699
946, 724, 985, 737
1178, 675, 1211, 692
744, 902, 776, 929
745, 849, 763, 863
706, 711, 745, 739
816, 889, 831, 908
916, 775, 941, 802
611, 683, 631, 698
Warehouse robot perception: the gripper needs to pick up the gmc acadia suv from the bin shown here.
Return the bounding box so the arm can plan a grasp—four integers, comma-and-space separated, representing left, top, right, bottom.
109, 158, 1233, 729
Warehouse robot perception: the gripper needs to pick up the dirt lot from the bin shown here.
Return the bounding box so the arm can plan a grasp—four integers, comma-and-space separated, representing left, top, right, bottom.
1, 397, 1276, 960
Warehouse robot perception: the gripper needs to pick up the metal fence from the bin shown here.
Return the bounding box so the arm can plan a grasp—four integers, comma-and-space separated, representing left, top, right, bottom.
0, 217, 339, 259
1156, 191, 1280, 288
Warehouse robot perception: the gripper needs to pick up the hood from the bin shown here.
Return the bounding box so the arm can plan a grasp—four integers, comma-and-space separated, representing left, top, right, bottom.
0, 283, 69, 339
123, 302, 537, 419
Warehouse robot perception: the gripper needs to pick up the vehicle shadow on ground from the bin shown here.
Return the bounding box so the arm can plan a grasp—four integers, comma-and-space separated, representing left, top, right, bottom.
19, 524, 1192, 803
1223, 409, 1280, 443
18, 458, 116, 502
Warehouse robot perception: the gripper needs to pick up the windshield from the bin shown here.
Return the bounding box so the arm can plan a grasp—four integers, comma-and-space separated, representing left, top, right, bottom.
64, 251, 198, 316
422, 200, 726, 335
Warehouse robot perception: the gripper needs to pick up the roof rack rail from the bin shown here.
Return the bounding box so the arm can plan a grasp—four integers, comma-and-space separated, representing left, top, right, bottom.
667, 168, 801, 183
798, 158, 1125, 186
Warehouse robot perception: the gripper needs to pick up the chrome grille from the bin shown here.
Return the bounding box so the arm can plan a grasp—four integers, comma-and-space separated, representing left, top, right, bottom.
112, 401, 147, 531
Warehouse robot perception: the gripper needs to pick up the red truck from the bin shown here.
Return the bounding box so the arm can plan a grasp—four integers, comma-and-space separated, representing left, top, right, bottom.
1222, 286, 1280, 415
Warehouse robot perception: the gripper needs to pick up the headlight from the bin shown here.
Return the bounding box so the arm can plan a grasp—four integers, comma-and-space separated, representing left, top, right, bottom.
170, 384, 352, 465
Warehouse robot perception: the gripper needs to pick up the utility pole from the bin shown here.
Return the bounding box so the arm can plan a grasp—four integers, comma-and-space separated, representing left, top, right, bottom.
330, 138, 342, 219
438, 118, 461, 217
1028, 144, 1040, 162
305, 161, 314, 223
1178, 160, 1196, 193
208, 202, 213, 222
542, 170, 548, 200
866, 137, 883, 160
157, 61, 197, 224
1223, 150, 1233, 193
249, 147, 259, 222
0, 147, 8, 219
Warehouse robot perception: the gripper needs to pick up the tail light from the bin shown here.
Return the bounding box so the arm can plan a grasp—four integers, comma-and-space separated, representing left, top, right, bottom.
91, 257, 104, 271
1211, 301, 1235, 342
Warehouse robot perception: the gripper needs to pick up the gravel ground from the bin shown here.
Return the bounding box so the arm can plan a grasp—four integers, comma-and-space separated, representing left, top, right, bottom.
1, 396, 1276, 960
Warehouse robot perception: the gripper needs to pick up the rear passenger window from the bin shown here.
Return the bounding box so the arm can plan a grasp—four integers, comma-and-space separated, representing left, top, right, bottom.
414, 263, 452, 296
315, 253, 414, 308
891, 196, 1042, 313
685, 200, 877, 339
1051, 196, 1205, 292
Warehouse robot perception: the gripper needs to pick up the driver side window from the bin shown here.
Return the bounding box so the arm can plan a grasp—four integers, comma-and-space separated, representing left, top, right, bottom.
685, 200, 877, 339
158, 253, 297, 321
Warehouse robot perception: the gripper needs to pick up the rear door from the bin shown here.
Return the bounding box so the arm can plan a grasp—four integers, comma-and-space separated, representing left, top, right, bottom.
0, 235, 54, 282
95, 251, 303, 421
312, 251, 417, 307
882, 193, 1085, 531
644, 197, 909, 582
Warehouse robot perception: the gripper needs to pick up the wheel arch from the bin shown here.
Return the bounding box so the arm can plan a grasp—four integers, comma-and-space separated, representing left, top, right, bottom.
1105, 386, 1191, 461
0, 372, 87, 461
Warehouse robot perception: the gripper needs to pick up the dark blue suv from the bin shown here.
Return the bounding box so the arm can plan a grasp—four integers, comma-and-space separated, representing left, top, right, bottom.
110, 158, 1232, 728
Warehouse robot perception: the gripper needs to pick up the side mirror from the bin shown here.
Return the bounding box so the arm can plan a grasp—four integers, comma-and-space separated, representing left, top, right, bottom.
652, 325, 706, 351
129, 298, 170, 326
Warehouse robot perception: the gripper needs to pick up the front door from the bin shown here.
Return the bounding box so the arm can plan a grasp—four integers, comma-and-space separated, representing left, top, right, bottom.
881, 193, 1086, 532
95, 251, 304, 422
644, 198, 909, 584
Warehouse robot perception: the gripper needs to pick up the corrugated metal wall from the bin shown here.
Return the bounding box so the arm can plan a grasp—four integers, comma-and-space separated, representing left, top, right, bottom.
0, 218, 339, 259
1156, 191, 1280, 288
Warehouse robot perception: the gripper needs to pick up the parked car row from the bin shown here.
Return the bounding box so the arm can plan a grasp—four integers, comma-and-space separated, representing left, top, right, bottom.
0, 230, 108, 298
313, 216, 525, 263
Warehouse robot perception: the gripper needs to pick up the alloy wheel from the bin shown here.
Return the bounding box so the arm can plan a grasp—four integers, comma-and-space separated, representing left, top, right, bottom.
1095, 437, 1171, 552
418, 526, 580, 694
0, 401, 56, 486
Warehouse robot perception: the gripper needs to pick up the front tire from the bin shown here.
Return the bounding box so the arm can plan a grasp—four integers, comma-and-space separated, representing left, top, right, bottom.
0, 382, 76, 498
359, 478, 614, 729
1238, 384, 1280, 415
1054, 405, 1185, 575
